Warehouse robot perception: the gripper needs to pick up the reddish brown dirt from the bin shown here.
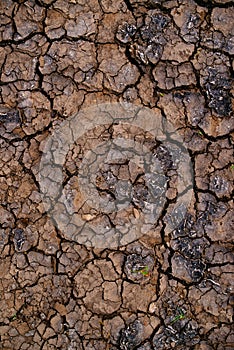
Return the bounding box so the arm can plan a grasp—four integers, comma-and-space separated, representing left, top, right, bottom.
0, 0, 233, 349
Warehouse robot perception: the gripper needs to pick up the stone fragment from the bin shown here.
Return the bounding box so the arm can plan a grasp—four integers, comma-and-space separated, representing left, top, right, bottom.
205, 69, 233, 116
192, 49, 233, 117
13, 228, 25, 251
0, 107, 21, 124
172, 253, 206, 283
116, 22, 136, 43
119, 320, 143, 350
153, 321, 199, 349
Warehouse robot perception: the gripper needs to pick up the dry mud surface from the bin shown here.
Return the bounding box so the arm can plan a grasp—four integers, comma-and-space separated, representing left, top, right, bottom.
0, 0, 234, 349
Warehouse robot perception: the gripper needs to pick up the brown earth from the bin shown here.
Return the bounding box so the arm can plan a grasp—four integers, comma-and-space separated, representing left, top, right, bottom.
0, 0, 233, 349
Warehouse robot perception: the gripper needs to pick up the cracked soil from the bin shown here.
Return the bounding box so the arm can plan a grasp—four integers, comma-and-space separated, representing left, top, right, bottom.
0, 0, 233, 349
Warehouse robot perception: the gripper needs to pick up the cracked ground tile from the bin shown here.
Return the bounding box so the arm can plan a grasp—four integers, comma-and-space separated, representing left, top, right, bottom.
74, 260, 122, 314
13, 1, 45, 40
39, 39, 97, 76
153, 61, 196, 89
98, 44, 140, 93
0, 0, 233, 349
200, 7, 234, 55
2, 51, 38, 83
171, 0, 207, 44
128, 8, 195, 66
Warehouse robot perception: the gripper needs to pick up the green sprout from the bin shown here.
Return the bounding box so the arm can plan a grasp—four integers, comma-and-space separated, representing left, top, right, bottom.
198, 130, 203, 136
9, 313, 17, 321
131, 265, 150, 277
170, 309, 185, 324
230, 164, 234, 170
